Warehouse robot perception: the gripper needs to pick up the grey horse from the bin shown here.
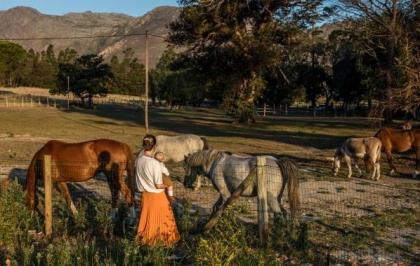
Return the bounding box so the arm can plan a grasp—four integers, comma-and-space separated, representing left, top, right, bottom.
138, 134, 209, 189
183, 149, 300, 218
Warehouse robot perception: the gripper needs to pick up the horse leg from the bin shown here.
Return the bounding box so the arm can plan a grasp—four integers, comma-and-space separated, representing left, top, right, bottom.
57, 182, 78, 215
193, 175, 201, 191
105, 167, 119, 219
370, 159, 377, 180
116, 164, 133, 206
375, 162, 381, 181
385, 150, 396, 176
268, 192, 281, 215
354, 159, 362, 176
369, 161, 376, 180
344, 155, 352, 178
413, 148, 420, 179
212, 196, 224, 213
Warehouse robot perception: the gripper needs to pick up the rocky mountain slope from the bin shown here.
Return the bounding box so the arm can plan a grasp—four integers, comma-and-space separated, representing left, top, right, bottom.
0, 6, 179, 66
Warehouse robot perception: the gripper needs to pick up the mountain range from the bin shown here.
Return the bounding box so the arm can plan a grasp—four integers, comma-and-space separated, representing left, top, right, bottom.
0, 6, 180, 66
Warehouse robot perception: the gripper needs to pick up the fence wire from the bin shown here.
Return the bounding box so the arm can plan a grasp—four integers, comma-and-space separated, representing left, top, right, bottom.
0, 158, 418, 265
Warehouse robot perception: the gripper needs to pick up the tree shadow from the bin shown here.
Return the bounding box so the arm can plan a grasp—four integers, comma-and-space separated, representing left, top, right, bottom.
63, 106, 353, 150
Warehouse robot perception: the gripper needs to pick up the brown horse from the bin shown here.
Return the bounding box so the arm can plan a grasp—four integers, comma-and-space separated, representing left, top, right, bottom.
26, 139, 135, 215
374, 128, 420, 177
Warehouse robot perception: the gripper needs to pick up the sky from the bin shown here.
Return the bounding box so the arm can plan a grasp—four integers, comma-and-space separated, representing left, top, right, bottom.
0, 0, 179, 16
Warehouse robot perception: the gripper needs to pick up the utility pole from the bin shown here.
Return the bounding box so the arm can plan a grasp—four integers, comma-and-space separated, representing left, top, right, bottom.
67, 76, 70, 110
144, 30, 149, 133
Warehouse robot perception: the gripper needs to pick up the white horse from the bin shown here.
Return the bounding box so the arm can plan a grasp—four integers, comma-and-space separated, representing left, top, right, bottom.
139, 134, 209, 189
184, 149, 300, 218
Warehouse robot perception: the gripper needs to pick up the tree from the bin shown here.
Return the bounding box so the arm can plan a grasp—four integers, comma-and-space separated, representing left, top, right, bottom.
36, 45, 58, 88
338, 0, 419, 121
0, 41, 27, 87
52, 54, 113, 108
151, 48, 203, 108
109, 48, 145, 95
57, 48, 78, 65
169, 1, 296, 122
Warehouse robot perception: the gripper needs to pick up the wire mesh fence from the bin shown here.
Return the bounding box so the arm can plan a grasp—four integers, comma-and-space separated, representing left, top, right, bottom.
0, 157, 419, 265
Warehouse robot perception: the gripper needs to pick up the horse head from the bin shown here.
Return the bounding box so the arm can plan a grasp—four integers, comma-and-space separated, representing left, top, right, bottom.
183, 154, 199, 188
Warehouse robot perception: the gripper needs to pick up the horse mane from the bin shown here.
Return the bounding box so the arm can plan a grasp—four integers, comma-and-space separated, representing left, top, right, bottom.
186, 149, 226, 170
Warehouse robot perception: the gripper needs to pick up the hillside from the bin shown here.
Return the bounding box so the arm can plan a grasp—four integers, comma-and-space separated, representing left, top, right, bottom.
0, 6, 180, 66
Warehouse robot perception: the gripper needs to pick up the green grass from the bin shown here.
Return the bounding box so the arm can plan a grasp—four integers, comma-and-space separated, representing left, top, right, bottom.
0, 106, 378, 162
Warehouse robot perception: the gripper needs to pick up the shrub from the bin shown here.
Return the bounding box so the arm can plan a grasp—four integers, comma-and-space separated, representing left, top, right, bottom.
0, 179, 41, 259
187, 205, 279, 265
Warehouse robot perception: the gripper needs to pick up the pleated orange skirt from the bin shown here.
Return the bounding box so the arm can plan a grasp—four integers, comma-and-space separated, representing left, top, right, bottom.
136, 191, 180, 246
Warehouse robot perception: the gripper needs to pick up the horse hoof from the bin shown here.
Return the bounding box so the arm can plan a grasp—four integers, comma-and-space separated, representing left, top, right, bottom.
390, 169, 395, 176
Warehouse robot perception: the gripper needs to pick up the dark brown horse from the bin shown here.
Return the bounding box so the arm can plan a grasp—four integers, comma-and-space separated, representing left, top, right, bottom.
374, 128, 420, 177
26, 139, 135, 215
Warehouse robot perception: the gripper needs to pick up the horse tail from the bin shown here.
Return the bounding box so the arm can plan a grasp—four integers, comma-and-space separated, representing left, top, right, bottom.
276, 158, 300, 219
201, 137, 209, 150
26, 149, 42, 211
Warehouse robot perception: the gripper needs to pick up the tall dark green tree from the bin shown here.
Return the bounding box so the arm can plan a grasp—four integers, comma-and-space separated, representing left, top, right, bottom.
0, 41, 27, 87
52, 54, 113, 108
151, 48, 202, 108
109, 48, 145, 95
57, 48, 78, 65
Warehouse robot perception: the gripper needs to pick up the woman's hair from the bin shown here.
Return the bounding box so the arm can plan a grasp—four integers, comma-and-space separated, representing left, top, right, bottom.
142, 134, 156, 151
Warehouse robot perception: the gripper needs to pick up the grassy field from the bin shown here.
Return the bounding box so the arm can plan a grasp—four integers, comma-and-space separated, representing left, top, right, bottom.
0, 104, 418, 183
0, 104, 419, 265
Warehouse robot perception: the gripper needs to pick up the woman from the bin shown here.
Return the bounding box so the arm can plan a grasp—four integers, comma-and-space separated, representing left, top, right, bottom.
135, 134, 180, 246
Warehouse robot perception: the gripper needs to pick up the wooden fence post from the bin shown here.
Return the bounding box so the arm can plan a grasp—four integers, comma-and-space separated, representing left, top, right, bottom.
263, 103, 267, 117
30, 96, 33, 107
21, 96, 24, 108
5, 96, 8, 107
46, 97, 49, 108
257, 156, 269, 245
38, 97, 41, 106
43, 155, 53, 237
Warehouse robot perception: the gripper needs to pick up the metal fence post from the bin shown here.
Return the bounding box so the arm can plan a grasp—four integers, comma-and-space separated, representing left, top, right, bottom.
257, 156, 269, 245
43, 155, 53, 237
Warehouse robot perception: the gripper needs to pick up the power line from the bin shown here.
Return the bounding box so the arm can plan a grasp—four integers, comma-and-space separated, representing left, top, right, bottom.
0, 32, 167, 41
